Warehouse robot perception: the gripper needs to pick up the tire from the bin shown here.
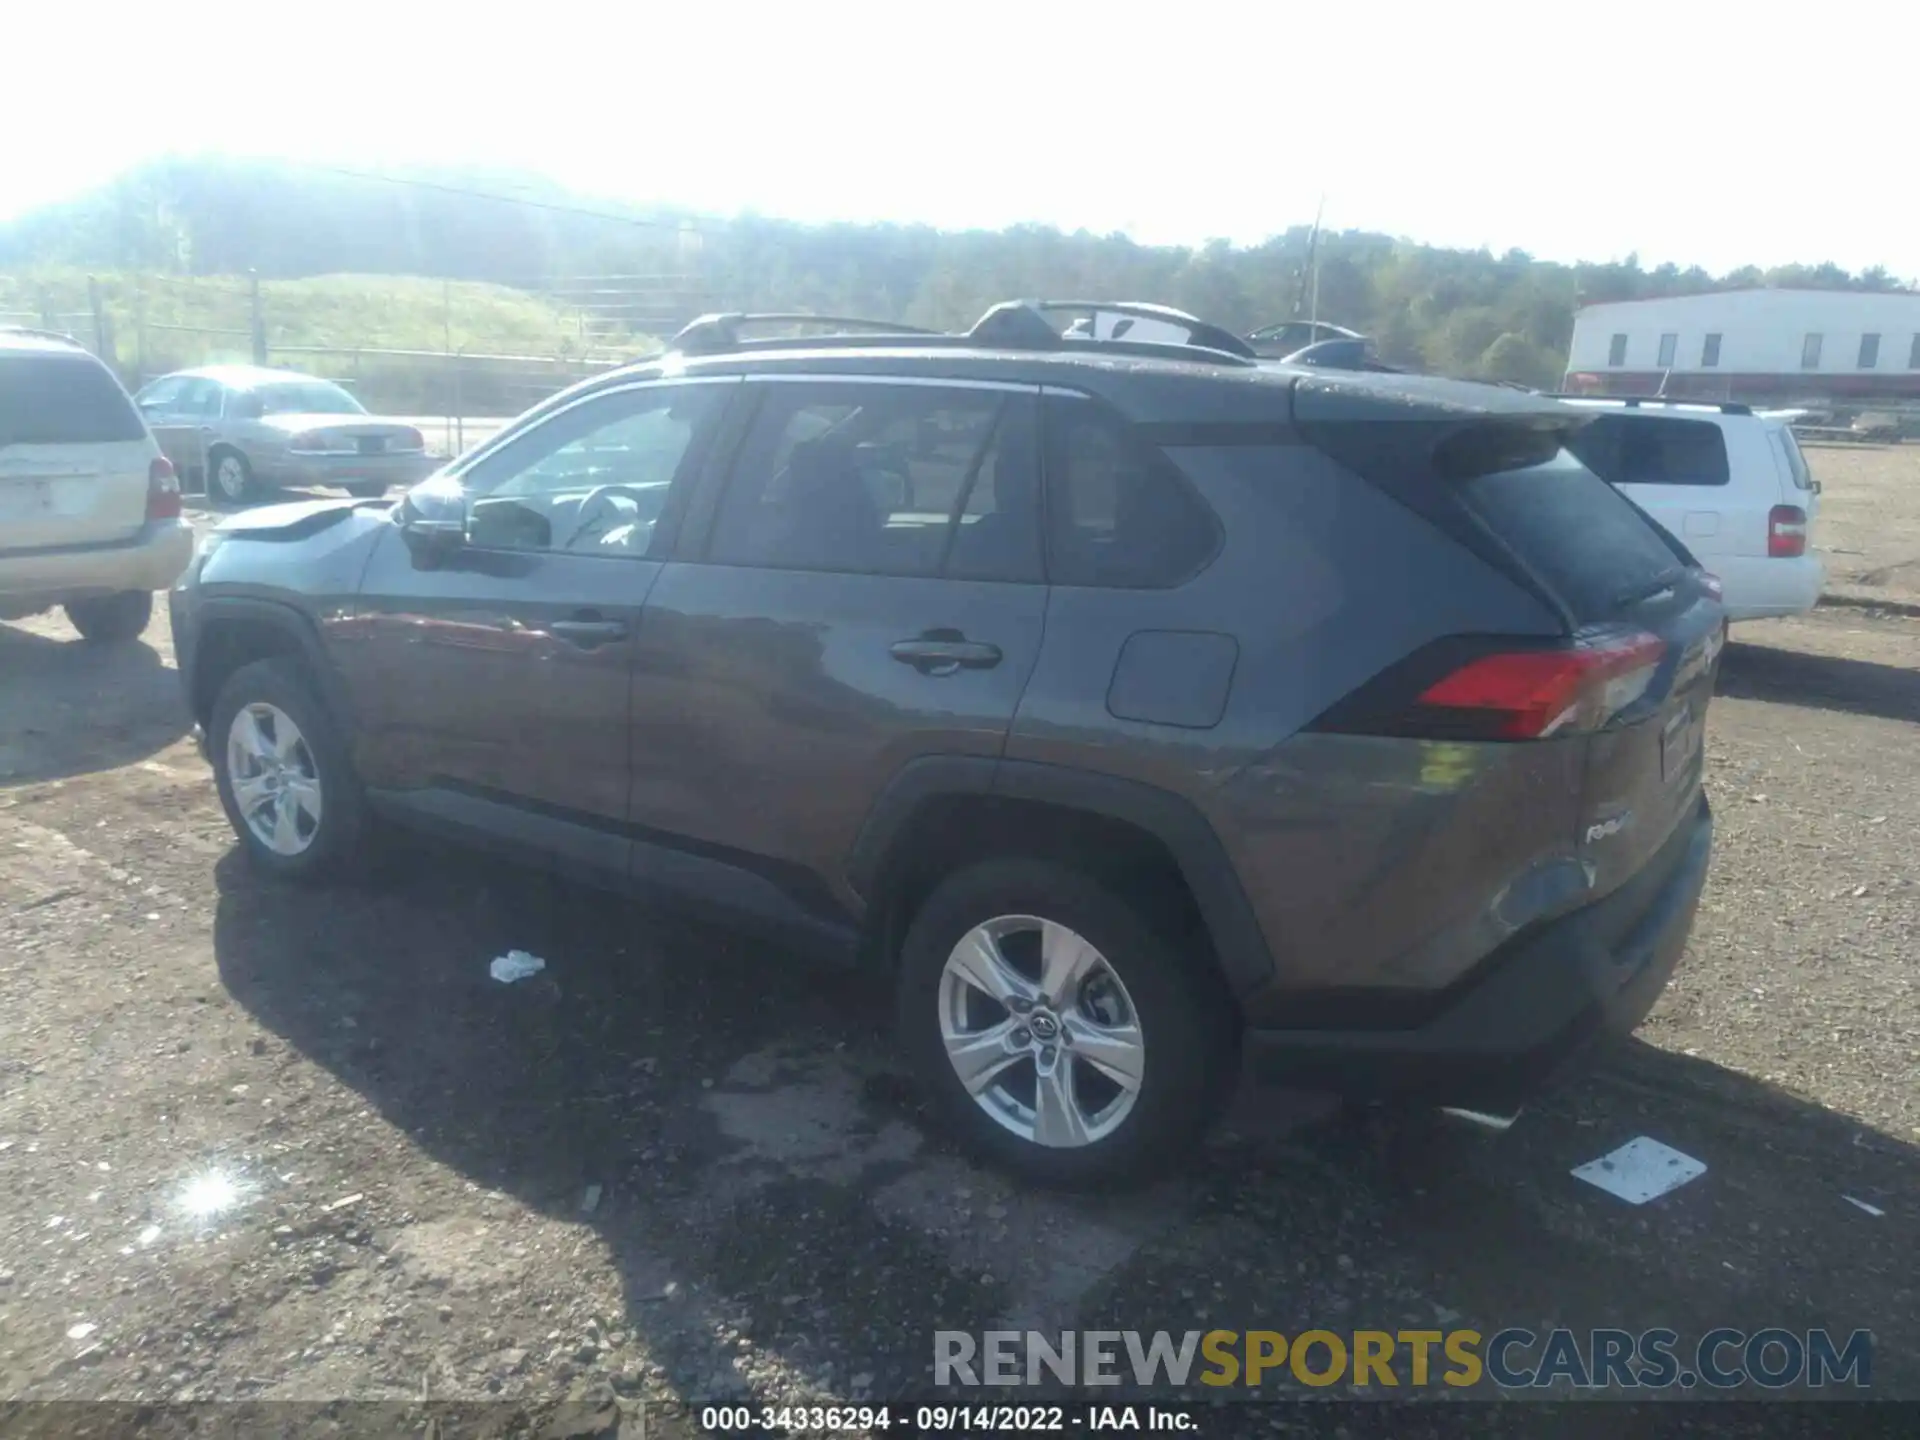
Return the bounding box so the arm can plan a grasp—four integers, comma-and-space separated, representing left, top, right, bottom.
345, 482, 389, 499
64, 590, 154, 644
895, 857, 1236, 1188
210, 449, 257, 505
210, 657, 369, 882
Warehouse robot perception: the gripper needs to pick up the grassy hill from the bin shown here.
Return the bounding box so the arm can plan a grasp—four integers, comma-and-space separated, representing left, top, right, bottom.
1, 268, 662, 412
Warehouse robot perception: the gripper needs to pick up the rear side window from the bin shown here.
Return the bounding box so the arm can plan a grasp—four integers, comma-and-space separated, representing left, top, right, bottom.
1458, 449, 1685, 620
708, 383, 1041, 581
0, 353, 145, 445
1043, 397, 1219, 588
1568, 414, 1730, 487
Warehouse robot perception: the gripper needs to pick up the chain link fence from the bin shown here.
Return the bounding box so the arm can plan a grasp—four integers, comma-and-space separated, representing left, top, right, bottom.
3, 270, 707, 461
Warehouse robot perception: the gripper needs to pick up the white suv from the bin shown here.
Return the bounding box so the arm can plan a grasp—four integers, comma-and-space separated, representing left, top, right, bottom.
1, 329, 191, 642
1558, 397, 1823, 622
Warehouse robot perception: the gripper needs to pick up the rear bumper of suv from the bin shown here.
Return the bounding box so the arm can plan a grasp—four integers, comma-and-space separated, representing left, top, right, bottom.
0, 520, 193, 617
1243, 794, 1713, 1107
1718, 553, 1823, 622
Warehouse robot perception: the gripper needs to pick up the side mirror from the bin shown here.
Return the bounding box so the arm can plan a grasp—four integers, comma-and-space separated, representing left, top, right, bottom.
397, 478, 468, 559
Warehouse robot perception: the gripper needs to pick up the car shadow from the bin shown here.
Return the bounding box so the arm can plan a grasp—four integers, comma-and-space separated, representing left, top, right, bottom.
0, 622, 187, 785
212, 849, 1920, 1407
1718, 639, 1919, 725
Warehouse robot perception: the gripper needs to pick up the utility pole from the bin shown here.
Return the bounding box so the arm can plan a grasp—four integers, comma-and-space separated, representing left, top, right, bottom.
1309, 195, 1325, 327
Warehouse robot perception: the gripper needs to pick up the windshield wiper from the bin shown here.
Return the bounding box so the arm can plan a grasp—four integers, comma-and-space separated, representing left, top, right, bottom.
1608, 567, 1685, 610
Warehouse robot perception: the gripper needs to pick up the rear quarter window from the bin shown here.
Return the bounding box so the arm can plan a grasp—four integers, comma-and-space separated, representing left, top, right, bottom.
1043, 396, 1219, 588
0, 352, 146, 445
1568, 414, 1730, 487
1776, 426, 1816, 491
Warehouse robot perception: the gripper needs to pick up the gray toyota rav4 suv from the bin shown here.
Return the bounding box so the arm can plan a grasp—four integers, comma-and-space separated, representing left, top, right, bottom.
170, 301, 1723, 1185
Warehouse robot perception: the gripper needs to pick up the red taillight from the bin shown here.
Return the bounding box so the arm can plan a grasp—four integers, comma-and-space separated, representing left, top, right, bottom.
399, 427, 425, 451
1414, 632, 1667, 739
1769, 505, 1808, 558
290, 431, 330, 454
146, 456, 181, 521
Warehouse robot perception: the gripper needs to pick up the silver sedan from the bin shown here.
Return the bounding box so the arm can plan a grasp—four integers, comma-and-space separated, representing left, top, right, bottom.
134, 365, 439, 505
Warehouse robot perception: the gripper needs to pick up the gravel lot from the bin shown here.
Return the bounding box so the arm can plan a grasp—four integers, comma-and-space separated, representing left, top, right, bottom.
2, 449, 1917, 1432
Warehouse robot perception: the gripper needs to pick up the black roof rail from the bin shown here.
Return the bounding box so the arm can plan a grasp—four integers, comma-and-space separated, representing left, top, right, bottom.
1543, 393, 1754, 416
669, 312, 938, 357
991, 300, 1259, 360
965, 301, 1258, 367
659, 301, 1262, 368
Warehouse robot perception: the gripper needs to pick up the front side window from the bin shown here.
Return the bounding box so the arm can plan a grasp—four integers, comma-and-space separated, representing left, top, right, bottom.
1607, 333, 1628, 367
1043, 397, 1219, 589
133, 375, 187, 412
706, 382, 1040, 580
176, 379, 223, 418
1657, 332, 1678, 368
458, 383, 729, 556
1801, 334, 1823, 369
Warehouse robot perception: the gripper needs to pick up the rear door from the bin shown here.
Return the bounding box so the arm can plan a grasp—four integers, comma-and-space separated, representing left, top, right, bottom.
0, 349, 154, 550
628, 376, 1048, 914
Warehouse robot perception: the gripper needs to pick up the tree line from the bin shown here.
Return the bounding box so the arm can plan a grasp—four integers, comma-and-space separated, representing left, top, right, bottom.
3, 157, 1910, 389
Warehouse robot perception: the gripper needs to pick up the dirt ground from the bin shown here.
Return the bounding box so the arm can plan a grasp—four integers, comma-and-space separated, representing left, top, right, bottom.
1799, 441, 1920, 603
2, 451, 1917, 1433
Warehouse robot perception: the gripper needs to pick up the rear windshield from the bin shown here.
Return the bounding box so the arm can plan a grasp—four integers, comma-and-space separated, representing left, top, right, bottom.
1459, 449, 1686, 619
0, 352, 146, 445
1567, 414, 1730, 488
251, 381, 364, 416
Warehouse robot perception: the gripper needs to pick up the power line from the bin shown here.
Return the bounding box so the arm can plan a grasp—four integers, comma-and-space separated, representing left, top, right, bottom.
295, 163, 707, 236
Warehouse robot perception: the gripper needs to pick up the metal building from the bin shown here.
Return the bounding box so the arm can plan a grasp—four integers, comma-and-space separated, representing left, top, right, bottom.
1562, 289, 1920, 404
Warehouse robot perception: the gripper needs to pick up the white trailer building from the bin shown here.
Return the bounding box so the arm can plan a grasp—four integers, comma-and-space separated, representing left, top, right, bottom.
1563, 289, 1920, 405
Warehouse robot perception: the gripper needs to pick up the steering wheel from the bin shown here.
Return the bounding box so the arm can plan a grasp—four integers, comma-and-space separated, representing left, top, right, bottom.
563, 484, 661, 552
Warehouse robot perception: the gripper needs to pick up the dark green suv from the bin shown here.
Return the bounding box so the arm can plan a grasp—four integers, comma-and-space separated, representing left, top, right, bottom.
170, 302, 1723, 1186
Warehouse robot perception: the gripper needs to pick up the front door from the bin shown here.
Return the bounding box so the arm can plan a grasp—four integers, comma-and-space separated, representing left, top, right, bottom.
335, 377, 738, 877
628, 377, 1049, 916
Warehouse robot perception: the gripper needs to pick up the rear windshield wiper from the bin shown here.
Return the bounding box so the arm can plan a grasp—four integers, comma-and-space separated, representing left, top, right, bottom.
1607, 567, 1686, 611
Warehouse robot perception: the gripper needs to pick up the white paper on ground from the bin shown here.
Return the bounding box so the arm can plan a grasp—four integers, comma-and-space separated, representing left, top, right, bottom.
1843, 1195, 1886, 1217
1570, 1136, 1707, 1204
490, 950, 546, 984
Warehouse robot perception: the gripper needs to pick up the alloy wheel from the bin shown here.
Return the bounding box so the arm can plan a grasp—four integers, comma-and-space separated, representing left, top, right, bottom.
936, 915, 1145, 1148
225, 702, 324, 856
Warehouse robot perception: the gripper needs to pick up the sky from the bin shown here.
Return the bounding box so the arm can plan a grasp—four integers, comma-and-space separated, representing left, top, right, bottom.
5, 0, 1913, 278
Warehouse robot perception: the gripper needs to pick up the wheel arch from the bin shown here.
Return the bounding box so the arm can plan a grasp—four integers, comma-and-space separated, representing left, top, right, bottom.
188, 598, 355, 737
847, 755, 1277, 999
